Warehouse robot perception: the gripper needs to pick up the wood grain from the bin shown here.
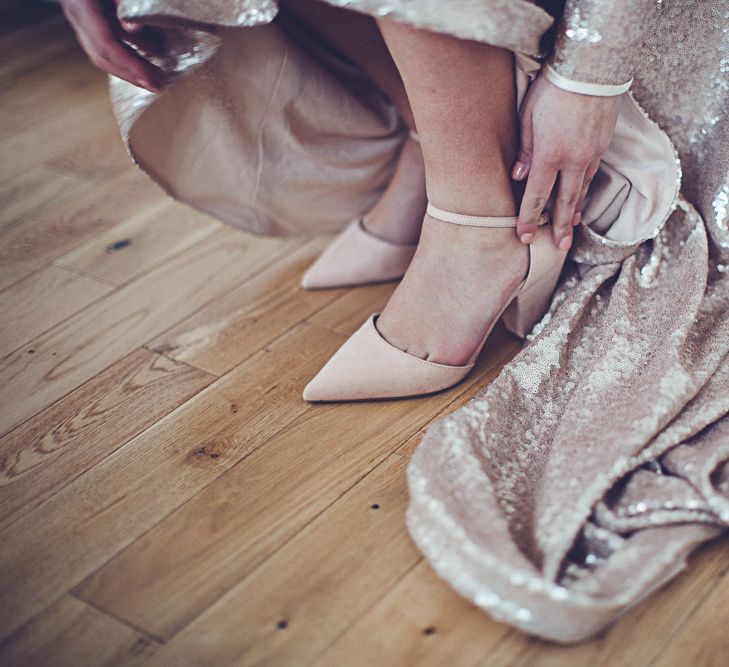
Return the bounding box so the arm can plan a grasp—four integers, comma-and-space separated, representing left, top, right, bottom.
73, 338, 510, 642
0, 229, 294, 435
318, 560, 511, 667
0, 96, 116, 183
146, 239, 341, 375
0, 264, 111, 358
637, 537, 729, 667
56, 200, 221, 286
0, 167, 87, 233
1, 49, 104, 142
0, 170, 165, 291
0, 323, 341, 640
0, 349, 214, 528
0, 595, 159, 667
135, 454, 418, 665
0, 15, 74, 83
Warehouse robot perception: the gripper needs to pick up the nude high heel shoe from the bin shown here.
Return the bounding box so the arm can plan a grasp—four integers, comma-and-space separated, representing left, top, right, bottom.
300, 218, 418, 289
302, 203, 566, 402
301, 132, 421, 290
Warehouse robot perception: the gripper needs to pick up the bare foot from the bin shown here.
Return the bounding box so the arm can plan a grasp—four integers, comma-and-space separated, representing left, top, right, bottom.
376, 199, 528, 366
362, 136, 427, 245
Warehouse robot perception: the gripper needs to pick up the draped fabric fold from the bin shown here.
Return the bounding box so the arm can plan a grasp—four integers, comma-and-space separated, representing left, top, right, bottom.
109, 0, 729, 642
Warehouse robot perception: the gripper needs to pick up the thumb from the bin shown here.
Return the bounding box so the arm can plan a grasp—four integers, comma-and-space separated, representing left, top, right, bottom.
116, 0, 143, 32
512, 111, 533, 181
121, 19, 144, 33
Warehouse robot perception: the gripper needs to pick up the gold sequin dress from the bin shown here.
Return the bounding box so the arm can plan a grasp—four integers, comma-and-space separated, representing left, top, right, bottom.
110, 0, 729, 642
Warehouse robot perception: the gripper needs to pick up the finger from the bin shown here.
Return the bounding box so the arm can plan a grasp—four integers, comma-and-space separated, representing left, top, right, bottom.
110, 1, 169, 71
121, 19, 144, 33
110, 0, 163, 47
552, 169, 585, 250
516, 158, 557, 244
512, 109, 533, 181
119, 26, 168, 57
574, 159, 600, 217
65, 2, 164, 90
90, 37, 165, 91
117, 18, 168, 55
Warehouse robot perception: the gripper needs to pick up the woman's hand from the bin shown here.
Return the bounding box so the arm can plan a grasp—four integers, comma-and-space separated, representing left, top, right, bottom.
60, 0, 165, 92
513, 74, 621, 250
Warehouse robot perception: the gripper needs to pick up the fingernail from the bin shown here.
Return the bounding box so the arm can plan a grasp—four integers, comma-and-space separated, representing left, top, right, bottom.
140, 79, 159, 92
512, 162, 526, 180
520, 233, 534, 244
559, 236, 572, 250
572, 211, 582, 226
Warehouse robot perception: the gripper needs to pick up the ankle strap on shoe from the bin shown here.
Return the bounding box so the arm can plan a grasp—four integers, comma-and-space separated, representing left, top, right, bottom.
426, 203, 549, 228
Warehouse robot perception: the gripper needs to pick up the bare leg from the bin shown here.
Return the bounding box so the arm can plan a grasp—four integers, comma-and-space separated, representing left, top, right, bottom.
375, 21, 528, 365
282, 0, 426, 244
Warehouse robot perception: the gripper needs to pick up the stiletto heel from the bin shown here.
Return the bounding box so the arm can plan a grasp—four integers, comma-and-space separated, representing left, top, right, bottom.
303, 202, 566, 402
301, 131, 421, 290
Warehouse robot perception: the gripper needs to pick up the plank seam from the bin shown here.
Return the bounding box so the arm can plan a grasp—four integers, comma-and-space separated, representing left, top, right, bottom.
68, 591, 166, 645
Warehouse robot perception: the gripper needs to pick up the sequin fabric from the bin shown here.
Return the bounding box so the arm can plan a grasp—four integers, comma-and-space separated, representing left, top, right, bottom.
406, 0, 729, 642
547, 0, 656, 85
109, 0, 729, 643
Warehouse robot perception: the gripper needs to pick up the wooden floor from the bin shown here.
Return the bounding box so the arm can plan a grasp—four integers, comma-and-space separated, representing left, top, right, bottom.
1, 6, 727, 666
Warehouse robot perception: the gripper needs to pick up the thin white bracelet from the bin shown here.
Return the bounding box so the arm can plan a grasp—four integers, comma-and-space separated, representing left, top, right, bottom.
542, 63, 632, 97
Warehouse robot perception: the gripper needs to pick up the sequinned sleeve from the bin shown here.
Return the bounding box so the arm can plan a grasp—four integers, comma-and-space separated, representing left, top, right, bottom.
546, 0, 655, 86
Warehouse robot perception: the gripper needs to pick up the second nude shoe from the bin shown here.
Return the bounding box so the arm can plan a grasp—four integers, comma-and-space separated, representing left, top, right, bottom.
301, 131, 422, 290
300, 218, 418, 289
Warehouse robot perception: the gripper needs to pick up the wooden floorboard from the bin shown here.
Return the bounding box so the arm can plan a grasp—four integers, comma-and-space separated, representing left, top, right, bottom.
0, 264, 112, 358
0, 595, 160, 667
1, 6, 727, 667
0, 166, 88, 233
145, 239, 341, 376
0, 229, 297, 435
0, 170, 166, 292
55, 199, 221, 286
317, 560, 511, 667
0, 349, 215, 529
71, 334, 511, 642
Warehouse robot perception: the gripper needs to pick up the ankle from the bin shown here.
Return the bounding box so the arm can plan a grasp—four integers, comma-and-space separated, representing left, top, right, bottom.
359, 137, 427, 245
425, 171, 517, 218
420, 214, 523, 254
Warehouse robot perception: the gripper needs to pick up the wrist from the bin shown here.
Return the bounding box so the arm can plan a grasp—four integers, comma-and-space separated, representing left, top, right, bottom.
541, 63, 631, 97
